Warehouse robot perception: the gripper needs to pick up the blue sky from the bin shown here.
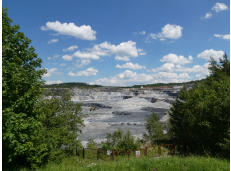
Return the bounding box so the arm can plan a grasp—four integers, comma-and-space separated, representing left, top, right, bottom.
3, 0, 230, 86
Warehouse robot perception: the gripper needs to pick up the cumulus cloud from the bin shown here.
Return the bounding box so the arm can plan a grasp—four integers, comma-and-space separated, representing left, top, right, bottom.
115, 62, 146, 69
45, 80, 63, 85
212, 2, 228, 12
41, 21, 97, 40
197, 49, 224, 61
146, 24, 183, 43
48, 57, 51, 60
53, 54, 59, 59
161, 24, 183, 39
99, 41, 139, 61
214, 34, 230, 40
63, 40, 143, 62
48, 39, 58, 44
148, 62, 210, 77
63, 45, 78, 52
68, 67, 98, 76
60, 63, 67, 66
43, 68, 63, 77
62, 55, 73, 61
89, 70, 191, 86
160, 54, 193, 65
140, 31, 145, 35
201, 12, 212, 19
73, 51, 100, 60
75, 59, 91, 68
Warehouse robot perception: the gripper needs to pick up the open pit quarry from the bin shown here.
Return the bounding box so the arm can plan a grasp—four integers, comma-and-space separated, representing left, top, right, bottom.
68, 85, 193, 147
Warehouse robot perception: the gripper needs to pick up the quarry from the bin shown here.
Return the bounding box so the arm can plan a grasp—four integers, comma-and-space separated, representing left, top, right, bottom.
67, 85, 193, 147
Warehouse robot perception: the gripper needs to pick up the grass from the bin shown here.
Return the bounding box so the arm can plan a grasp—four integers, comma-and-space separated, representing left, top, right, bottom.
17, 154, 229, 171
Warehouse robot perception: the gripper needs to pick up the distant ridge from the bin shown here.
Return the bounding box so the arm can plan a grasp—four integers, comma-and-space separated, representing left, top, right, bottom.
42, 79, 206, 89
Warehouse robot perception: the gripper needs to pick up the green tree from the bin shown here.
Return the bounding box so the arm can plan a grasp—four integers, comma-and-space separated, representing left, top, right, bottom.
2, 7, 47, 169
144, 112, 168, 144
102, 129, 140, 150
169, 54, 230, 158
37, 89, 84, 162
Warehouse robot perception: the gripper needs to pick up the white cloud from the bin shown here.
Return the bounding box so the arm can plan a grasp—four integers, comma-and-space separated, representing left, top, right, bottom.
41, 21, 96, 40
146, 24, 183, 43
139, 52, 146, 55
75, 59, 91, 68
214, 34, 230, 40
62, 55, 73, 61
157, 63, 175, 72
48, 57, 51, 60
201, 12, 212, 19
175, 63, 210, 76
69, 40, 143, 62
73, 51, 100, 60
60, 63, 67, 66
48, 39, 58, 44
161, 24, 183, 39
68, 67, 98, 76
89, 70, 192, 86
197, 49, 224, 61
160, 54, 193, 65
66, 67, 74, 70
99, 41, 139, 61
140, 31, 145, 35
43, 68, 63, 77
63, 45, 78, 52
45, 80, 63, 85
115, 62, 146, 69
115, 56, 130, 61
212, 2, 228, 12
53, 54, 59, 59
148, 62, 210, 77
52, 63, 58, 65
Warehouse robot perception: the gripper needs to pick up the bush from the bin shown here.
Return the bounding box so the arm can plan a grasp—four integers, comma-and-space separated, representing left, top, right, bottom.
102, 129, 141, 151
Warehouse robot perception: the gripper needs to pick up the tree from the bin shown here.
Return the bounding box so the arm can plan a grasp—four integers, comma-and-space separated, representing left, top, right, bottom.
144, 112, 168, 144
169, 54, 230, 158
2, 7, 47, 169
37, 89, 84, 162
102, 129, 140, 150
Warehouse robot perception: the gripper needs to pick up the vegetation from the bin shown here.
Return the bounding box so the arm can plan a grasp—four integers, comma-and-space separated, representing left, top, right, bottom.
169, 53, 230, 158
101, 129, 141, 151
2, 8, 84, 170
130, 79, 206, 89
143, 112, 170, 144
15, 155, 229, 171
2, 7, 47, 169
42, 82, 102, 89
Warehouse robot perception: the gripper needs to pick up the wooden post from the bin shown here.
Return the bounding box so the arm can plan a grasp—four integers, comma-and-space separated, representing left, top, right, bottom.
97, 149, 99, 160
172, 144, 175, 155
83, 148, 85, 159
112, 150, 114, 161
184, 143, 187, 156
145, 147, 148, 156
158, 146, 161, 156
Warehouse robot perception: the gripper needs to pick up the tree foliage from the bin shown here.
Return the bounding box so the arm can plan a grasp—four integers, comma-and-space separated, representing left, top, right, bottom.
169, 53, 230, 158
144, 112, 170, 145
37, 89, 84, 162
2, 8, 84, 169
102, 129, 140, 150
2, 7, 47, 169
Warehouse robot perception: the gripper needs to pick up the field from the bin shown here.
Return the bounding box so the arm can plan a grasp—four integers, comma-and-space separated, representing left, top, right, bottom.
17, 155, 229, 171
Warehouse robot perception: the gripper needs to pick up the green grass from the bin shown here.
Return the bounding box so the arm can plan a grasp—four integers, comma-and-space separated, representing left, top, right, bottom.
17, 155, 229, 171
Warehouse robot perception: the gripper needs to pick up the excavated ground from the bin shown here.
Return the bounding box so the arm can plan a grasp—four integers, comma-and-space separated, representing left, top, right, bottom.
69, 86, 190, 146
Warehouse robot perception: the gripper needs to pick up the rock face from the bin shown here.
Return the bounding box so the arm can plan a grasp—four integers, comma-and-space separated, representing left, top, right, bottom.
43, 85, 193, 146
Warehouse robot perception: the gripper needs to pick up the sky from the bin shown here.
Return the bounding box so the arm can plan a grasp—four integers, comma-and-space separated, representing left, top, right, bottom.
3, 0, 230, 86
